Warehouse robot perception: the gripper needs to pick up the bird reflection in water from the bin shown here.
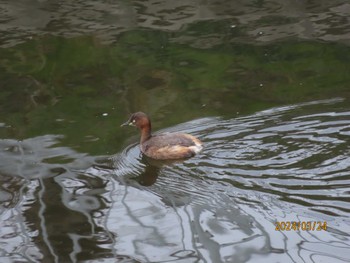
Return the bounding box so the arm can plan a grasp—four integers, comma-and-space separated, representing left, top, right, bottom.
134, 155, 186, 186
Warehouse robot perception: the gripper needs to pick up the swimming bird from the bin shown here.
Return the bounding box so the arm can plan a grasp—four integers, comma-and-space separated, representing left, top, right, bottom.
121, 112, 203, 160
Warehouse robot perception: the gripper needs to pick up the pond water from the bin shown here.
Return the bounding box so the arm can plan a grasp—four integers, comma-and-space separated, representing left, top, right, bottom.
1, 98, 349, 262
0, 1, 350, 263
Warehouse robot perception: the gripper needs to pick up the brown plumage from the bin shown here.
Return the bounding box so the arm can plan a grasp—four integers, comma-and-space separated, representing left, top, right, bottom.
121, 112, 203, 160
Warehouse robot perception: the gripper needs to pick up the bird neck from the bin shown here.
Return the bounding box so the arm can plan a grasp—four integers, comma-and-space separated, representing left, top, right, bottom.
140, 125, 151, 144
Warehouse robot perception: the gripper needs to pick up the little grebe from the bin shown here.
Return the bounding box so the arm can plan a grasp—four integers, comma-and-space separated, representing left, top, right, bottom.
121, 112, 203, 160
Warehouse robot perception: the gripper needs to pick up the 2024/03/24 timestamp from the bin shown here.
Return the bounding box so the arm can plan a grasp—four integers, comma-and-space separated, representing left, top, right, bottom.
275, 221, 327, 231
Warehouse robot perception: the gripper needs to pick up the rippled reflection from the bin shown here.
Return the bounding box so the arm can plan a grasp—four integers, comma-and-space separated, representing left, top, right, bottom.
1, 98, 350, 262
103, 98, 350, 262
1, 0, 349, 47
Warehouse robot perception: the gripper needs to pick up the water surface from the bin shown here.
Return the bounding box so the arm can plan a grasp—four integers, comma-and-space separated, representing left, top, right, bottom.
1, 98, 349, 262
0, 1, 350, 262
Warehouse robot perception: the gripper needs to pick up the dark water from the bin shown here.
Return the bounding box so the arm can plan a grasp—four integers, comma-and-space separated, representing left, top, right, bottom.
1, 0, 349, 47
1, 1, 350, 263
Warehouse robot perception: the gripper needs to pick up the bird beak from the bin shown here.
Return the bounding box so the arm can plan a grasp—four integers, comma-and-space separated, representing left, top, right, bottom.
121, 118, 135, 127
120, 120, 130, 127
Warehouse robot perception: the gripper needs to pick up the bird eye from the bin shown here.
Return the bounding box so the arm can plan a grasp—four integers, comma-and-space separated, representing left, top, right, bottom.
132, 119, 136, 123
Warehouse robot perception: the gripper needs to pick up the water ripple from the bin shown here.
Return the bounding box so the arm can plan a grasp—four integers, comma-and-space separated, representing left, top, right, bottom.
88, 98, 350, 262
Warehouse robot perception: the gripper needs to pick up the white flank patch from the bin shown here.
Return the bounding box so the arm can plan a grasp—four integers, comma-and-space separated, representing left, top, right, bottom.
189, 141, 203, 154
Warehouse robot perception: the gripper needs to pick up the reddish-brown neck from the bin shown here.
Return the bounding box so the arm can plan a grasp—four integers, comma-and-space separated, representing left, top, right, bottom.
140, 124, 151, 143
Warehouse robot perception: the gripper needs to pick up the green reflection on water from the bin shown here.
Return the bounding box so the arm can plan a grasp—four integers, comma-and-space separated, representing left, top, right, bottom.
0, 30, 349, 154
